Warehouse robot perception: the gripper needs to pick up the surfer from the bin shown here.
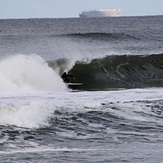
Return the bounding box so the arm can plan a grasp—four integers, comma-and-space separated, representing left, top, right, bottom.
61, 72, 75, 83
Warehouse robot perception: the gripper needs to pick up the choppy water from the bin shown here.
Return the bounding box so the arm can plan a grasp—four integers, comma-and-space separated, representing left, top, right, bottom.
0, 16, 163, 162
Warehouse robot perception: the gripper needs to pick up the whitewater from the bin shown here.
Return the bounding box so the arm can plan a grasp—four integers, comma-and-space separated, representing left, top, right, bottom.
0, 16, 163, 162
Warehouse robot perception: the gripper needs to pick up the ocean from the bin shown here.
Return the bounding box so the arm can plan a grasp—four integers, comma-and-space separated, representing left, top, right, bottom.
0, 16, 163, 162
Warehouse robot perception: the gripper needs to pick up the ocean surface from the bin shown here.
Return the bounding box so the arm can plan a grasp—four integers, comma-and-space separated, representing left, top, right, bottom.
0, 16, 163, 162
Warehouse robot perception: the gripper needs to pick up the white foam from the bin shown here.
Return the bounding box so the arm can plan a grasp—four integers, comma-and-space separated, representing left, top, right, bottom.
0, 100, 55, 128
0, 146, 107, 155
0, 87, 163, 128
0, 54, 67, 95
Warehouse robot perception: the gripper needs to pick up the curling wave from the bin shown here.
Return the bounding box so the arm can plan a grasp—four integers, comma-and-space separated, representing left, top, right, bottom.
49, 53, 163, 90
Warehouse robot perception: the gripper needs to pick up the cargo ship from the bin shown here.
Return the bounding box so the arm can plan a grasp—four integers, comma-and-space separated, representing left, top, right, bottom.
79, 9, 121, 18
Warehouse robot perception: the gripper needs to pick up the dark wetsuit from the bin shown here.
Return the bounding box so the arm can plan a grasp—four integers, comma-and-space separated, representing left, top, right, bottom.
61, 72, 74, 83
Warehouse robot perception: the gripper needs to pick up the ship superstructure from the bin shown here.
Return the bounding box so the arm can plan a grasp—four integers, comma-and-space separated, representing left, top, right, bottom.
79, 9, 121, 18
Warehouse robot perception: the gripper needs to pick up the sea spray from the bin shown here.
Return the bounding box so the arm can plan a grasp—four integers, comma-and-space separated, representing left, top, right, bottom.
0, 54, 67, 95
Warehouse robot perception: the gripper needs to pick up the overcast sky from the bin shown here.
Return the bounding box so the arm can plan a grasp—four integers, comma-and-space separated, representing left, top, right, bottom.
0, 0, 163, 19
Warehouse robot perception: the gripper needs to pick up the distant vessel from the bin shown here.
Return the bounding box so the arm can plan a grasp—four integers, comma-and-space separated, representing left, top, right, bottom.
79, 9, 121, 18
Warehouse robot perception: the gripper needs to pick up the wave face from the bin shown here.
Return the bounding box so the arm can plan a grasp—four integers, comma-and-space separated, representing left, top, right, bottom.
50, 53, 163, 90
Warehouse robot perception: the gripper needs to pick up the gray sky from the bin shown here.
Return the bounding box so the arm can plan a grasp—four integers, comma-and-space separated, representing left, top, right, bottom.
0, 0, 163, 19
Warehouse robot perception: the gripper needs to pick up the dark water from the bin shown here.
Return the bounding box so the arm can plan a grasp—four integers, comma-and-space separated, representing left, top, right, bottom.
0, 16, 163, 162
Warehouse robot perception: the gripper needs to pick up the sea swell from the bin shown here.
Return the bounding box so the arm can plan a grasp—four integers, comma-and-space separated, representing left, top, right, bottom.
49, 53, 163, 90
57, 32, 141, 42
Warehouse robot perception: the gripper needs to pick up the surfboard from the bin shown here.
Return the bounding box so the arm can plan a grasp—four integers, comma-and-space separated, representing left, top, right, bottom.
67, 82, 83, 86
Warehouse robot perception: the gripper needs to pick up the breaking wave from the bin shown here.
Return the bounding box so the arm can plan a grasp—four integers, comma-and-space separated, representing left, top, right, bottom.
0, 54, 67, 95
49, 53, 163, 90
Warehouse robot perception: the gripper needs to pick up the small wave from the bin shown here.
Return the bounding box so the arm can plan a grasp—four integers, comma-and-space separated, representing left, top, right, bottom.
0, 146, 108, 155
0, 100, 55, 128
60, 32, 139, 41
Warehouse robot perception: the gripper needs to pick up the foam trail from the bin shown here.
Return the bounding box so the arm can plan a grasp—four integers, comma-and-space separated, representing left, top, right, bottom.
0, 54, 67, 95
